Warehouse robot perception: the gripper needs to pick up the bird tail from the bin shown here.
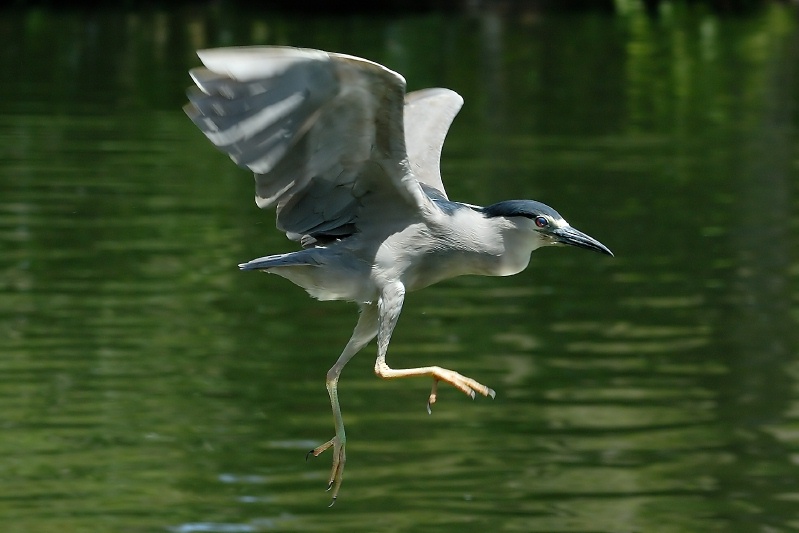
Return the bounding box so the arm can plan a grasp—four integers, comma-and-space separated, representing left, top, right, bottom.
238, 250, 320, 271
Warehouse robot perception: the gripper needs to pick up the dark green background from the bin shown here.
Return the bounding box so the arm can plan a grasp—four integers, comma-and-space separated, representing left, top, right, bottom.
1, 3, 798, 532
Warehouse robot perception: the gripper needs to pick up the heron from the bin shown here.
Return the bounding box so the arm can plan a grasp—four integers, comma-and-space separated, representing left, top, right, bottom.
184, 46, 613, 505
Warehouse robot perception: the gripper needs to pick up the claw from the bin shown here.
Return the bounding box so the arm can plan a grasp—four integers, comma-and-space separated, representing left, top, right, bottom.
443, 369, 479, 396
427, 379, 439, 414
424, 368, 494, 407
308, 436, 345, 503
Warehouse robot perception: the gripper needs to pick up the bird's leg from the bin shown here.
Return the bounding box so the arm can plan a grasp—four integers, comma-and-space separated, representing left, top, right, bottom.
427, 378, 439, 415
374, 282, 496, 412
306, 303, 378, 506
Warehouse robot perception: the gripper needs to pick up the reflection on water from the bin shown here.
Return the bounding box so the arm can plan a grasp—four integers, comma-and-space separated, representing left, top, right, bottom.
1, 3, 798, 532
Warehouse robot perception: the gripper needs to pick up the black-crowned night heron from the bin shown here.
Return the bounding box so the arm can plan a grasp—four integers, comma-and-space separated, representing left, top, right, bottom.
184, 46, 612, 504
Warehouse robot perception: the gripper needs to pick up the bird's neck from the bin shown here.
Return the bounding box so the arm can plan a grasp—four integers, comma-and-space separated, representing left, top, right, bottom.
488, 220, 541, 276
443, 212, 541, 278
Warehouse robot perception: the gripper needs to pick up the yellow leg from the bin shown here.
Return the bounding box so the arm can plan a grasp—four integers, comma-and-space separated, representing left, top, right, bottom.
307, 304, 378, 506
374, 282, 495, 413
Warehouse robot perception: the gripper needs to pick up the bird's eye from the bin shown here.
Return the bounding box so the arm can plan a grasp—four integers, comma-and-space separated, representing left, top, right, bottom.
534, 216, 549, 228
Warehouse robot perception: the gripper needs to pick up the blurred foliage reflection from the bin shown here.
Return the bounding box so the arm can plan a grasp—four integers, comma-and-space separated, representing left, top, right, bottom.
0, 2, 797, 533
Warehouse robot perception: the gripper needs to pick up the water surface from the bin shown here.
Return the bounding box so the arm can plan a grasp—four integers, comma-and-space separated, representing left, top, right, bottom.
1, 4, 798, 532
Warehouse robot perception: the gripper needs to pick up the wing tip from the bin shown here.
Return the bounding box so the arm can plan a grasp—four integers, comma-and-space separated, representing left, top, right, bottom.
327, 51, 406, 87
196, 46, 331, 81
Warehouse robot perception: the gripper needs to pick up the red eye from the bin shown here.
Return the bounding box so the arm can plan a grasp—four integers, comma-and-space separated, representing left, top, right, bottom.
534, 216, 549, 228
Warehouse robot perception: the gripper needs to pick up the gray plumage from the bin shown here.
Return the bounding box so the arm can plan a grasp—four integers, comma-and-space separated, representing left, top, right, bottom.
184, 46, 612, 505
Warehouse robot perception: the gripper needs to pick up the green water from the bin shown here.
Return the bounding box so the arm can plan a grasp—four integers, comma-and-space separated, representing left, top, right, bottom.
1, 4, 798, 532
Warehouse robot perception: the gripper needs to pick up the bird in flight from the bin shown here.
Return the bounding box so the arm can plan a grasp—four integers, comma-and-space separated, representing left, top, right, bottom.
184, 46, 613, 505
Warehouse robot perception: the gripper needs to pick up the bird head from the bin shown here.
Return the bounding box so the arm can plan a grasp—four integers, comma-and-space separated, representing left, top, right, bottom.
480, 200, 613, 257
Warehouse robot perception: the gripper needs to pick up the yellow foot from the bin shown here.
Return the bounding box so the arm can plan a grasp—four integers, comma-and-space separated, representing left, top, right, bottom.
426, 368, 496, 414
306, 436, 346, 506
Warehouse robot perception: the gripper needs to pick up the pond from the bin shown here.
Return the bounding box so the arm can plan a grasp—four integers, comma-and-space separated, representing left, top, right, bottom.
1, 3, 798, 532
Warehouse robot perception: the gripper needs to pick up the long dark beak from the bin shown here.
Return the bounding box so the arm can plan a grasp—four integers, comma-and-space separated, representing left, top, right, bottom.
553, 226, 614, 256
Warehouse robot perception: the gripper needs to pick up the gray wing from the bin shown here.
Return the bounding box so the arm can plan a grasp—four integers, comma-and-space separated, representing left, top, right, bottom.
403, 88, 463, 200
184, 46, 436, 242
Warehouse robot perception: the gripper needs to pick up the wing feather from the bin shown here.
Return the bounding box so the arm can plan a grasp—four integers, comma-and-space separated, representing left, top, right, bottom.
403, 88, 463, 199
185, 46, 440, 242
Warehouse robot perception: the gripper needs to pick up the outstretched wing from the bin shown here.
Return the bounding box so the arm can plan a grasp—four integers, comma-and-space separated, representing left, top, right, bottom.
403, 88, 463, 200
184, 46, 436, 242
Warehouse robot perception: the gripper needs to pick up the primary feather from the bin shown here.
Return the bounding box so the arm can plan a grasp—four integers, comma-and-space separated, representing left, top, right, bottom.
184, 46, 452, 245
